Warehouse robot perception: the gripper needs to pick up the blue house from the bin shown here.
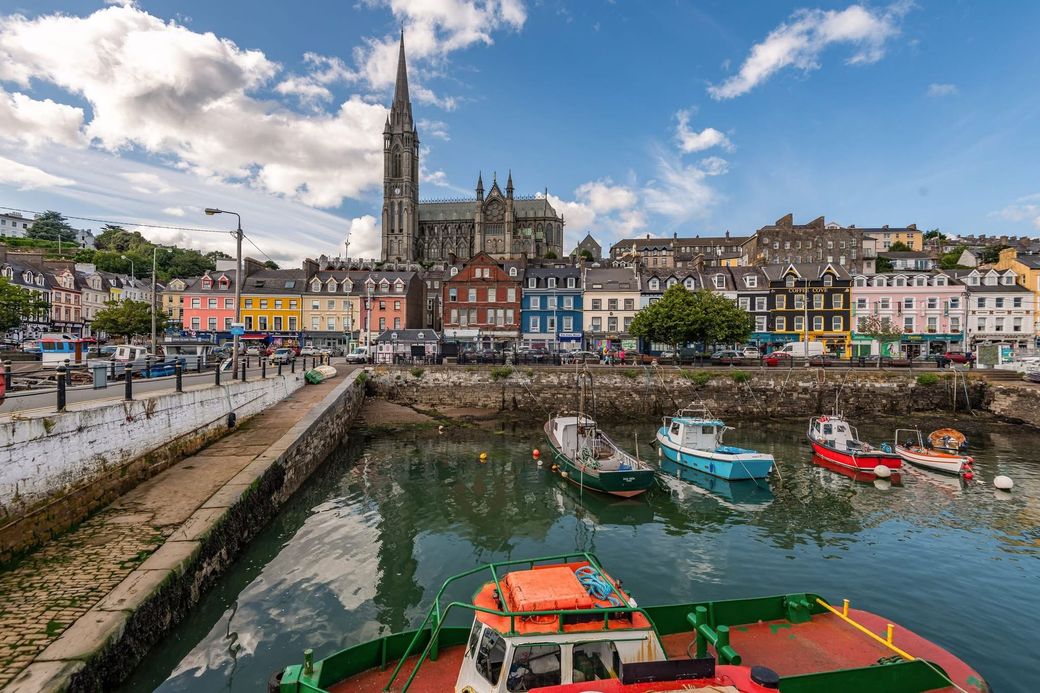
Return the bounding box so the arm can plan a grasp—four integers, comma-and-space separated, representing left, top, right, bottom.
520, 265, 583, 352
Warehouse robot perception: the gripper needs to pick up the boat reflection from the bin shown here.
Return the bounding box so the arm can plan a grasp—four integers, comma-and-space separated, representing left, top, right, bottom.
551, 480, 654, 527
810, 454, 903, 486
657, 456, 773, 510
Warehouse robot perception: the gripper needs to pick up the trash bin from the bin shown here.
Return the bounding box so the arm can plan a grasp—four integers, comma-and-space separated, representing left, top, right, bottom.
92, 364, 108, 389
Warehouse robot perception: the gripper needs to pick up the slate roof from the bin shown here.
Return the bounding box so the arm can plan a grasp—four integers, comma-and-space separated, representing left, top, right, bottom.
584, 267, 639, 291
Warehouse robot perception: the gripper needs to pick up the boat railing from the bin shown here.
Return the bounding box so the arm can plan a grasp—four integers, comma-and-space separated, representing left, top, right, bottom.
893, 428, 923, 448
382, 552, 659, 693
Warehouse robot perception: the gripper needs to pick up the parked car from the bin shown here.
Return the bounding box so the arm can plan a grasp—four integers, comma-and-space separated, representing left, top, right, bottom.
518, 348, 550, 362
245, 345, 264, 356
710, 350, 747, 365
20, 340, 39, 353
808, 353, 841, 367
764, 351, 793, 367
944, 351, 974, 364
345, 346, 371, 364
561, 350, 598, 364
271, 348, 296, 365
861, 354, 894, 367
739, 346, 762, 359
299, 346, 319, 356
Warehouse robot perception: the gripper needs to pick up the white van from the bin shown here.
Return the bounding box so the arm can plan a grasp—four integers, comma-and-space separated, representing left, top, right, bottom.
345, 346, 371, 364
776, 341, 825, 357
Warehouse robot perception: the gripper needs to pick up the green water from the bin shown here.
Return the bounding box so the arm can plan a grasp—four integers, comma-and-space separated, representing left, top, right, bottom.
124, 418, 1039, 693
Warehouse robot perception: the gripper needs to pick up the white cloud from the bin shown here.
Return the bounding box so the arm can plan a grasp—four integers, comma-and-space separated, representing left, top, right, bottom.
0, 87, 85, 148
417, 119, 450, 141
274, 76, 333, 106
927, 82, 958, 97
0, 155, 74, 189
547, 178, 643, 250
642, 157, 720, 222
574, 179, 638, 214
674, 109, 733, 153
708, 3, 907, 100
0, 5, 387, 208
992, 196, 1040, 231
699, 156, 729, 176
120, 172, 176, 195
161, 206, 185, 217
422, 169, 450, 186
346, 215, 379, 257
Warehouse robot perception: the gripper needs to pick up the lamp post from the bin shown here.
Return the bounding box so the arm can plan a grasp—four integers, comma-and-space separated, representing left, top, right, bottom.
150, 246, 168, 355
803, 277, 810, 355
204, 208, 243, 377
121, 255, 135, 281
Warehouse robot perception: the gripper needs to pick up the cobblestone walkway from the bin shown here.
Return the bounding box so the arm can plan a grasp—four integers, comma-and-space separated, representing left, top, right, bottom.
0, 377, 339, 689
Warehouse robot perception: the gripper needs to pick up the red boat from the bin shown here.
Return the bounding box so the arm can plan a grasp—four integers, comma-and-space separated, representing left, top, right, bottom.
807, 415, 901, 473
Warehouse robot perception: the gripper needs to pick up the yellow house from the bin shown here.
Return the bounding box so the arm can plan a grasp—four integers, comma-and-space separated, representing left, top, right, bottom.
997, 248, 1040, 336
864, 226, 923, 251
240, 270, 304, 342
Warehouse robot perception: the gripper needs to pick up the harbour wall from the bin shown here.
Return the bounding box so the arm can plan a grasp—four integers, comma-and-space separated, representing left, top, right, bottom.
13, 370, 367, 693
0, 374, 306, 562
366, 365, 992, 421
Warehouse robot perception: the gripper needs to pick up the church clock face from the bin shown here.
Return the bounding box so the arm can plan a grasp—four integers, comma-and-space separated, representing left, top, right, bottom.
394, 186, 401, 195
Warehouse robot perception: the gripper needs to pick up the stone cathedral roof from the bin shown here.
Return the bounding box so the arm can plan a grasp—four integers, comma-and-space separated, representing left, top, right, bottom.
417, 198, 560, 222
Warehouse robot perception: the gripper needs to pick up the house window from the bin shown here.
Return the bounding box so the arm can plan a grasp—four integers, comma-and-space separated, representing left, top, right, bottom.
904, 316, 914, 332
879, 297, 891, 310
994, 318, 1005, 332
507, 288, 517, 302
607, 316, 618, 332
191, 317, 200, 329
563, 316, 573, 331
547, 296, 557, 310
794, 294, 805, 310
832, 316, 843, 331
713, 275, 725, 289
927, 297, 938, 310
449, 288, 457, 302
326, 316, 336, 330
528, 277, 537, 288
547, 317, 556, 333
903, 299, 914, 311
977, 297, 986, 308
567, 277, 576, 288
812, 294, 823, 309
273, 316, 283, 330
775, 295, 786, 309
208, 318, 217, 330
225, 298, 234, 309
755, 297, 767, 311
1013, 297, 1023, 308
191, 297, 200, 308
977, 318, 987, 332
245, 299, 253, 308
624, 298, 634, 311
995, 297, 1005, 308
258, 316, 268, 330
775, 316, 787, 331
245, 316, 253, 329
563, 296, 574, 309
823, 274, 833, 286
746, 276, 757, 288
856, 298, 867, 310
379, 317, 386, 330
755, 315, 767, 332
950, 317, 961, 332
649, 278, 660, 290
394, 317, 401, 329
450, 309, 459, 324
786, 276, 796, 288
1013, 317, 1023, 332
813, 316, 824, 331
487, 287, 497, 302
607, 299, 618, 311
927, 316, 938, 332
793, 316, 804, 332
468, 288, 477, 302
530, 296, 541, 310
591, 299, 602, 310
547, 277, 556, 288
739, 297, 750, 311
509, 267, 517, 277
312, 317, 320, 330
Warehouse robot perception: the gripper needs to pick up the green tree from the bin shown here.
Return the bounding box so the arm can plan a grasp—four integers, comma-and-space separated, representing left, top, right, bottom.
875, 256, 894, 272
263, 259, 280, 270
542, 250, 558, 260
857, 314, 903, 365
0, 278, 49, 331
629, 285, 752, 354
93, 225, 149, 252
91, 300, 166, 339
27, 210, 77, 243
978, 244, 1009, 265
923, 228, 946, 241
888, 240, 912, 251
578, 249, 594, 261
939, 245, 969, 270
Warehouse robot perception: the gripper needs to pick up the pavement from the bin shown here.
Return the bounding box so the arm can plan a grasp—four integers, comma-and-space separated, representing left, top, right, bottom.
0, 373, 348, 690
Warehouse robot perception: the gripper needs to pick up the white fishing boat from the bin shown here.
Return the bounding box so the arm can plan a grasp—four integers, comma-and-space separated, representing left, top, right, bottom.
893, 429, 973, 477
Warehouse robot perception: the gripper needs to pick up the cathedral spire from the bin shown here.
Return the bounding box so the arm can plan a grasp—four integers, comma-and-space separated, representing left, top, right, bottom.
506, 169, 514, 198
391, 29, 412, 126
476, 171, 484, 199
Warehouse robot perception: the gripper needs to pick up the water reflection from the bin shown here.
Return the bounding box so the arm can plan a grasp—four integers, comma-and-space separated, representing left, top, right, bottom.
128, 418, 1040, 693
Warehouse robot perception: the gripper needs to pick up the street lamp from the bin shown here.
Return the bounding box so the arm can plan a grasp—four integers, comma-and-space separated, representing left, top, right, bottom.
204, 207, 243, 377
151, 246, 169, 355
121, 255, 135, 281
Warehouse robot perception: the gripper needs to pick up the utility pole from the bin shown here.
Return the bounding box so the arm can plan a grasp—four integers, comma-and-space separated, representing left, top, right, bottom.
205, 208, 243, 377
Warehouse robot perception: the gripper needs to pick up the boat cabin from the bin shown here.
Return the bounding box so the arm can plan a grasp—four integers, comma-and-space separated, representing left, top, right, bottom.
454, 562, 665, 692
39, 337, 95, 367
664, 416, 727, 451
111, 344, 150, 362
162, 340, 219, 368
809, 416, 863, 451
550, 416, 597, 456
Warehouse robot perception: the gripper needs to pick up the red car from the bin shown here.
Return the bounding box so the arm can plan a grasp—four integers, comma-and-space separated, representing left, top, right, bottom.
944, 351, 973, 364
764, 352, 793, 367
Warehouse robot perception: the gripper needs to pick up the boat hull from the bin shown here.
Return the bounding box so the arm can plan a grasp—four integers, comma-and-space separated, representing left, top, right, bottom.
544, 425, 655, 498
897, 446, 970, 475
809, 439, 901, 472
656, 429, 773, 480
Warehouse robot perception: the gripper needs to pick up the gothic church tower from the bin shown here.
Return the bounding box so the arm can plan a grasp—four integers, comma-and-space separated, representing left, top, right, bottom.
381, 31, 419, 262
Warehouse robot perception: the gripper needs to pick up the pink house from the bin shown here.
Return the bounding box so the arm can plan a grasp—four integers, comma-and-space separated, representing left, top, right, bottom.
181, 270, 237, 337
851, 271, 968, 358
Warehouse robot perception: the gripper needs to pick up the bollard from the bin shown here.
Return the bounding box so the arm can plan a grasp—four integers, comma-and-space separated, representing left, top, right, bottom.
278, 361, 283, 376
64, 359, 72, 385
196, 355, 202, 373
240, 360, 247, 381
3, 360, 10, 390
175, 361, 183, 392
56, 365, 67, 412
290, 358, 295, 373
110, 360, 116, 380
124, 365, 133, 401
215, 362, 221, 386
261, 358, 267, 379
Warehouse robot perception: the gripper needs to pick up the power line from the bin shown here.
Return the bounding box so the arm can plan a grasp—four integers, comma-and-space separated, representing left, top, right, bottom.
243, 232, 277, 264
0, 206, 230, 235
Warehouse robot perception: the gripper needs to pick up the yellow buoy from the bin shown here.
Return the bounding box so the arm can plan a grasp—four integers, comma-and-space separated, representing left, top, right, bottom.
479, 452, 488, 463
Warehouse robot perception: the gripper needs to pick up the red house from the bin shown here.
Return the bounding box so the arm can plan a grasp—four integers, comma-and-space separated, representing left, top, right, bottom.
442, 252, 523, 349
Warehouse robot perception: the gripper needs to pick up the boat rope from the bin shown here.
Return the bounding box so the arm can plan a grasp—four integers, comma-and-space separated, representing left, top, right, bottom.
510, 364, 553, 419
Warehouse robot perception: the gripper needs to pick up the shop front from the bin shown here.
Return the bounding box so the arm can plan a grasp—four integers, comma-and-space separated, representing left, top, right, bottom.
900, 333, 964, 358
557, 331, 583, 352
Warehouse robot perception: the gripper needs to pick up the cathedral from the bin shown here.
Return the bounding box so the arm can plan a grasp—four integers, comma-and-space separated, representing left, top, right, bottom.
380, 34, 564, 263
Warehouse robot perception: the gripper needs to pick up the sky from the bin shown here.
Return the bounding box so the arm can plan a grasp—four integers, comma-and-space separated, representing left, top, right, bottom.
0, 0, 1037, 265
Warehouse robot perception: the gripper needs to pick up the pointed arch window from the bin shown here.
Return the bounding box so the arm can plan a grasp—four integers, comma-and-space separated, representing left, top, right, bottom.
391, 146, 402, 179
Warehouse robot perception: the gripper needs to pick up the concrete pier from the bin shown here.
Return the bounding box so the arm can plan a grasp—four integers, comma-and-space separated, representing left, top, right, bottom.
0, 368, 366, 692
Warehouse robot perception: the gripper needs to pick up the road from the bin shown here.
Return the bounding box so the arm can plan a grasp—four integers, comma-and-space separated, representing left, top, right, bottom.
0, 361, 325, 415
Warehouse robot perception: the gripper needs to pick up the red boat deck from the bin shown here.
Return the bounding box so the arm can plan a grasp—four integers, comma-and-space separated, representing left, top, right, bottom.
661, 608, 985, 692
326, 645, 466, 693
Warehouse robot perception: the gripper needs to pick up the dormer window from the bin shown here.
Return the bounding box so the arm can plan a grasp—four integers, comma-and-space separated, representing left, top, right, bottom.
450, 267, 458, 277
217, 276, 230, 289
547, 277, 557, 288
35, 274, 43, 286
310, 278, 322, 292
684, 278, 695, 289
648, 278, 660, 291
394, 280, 405, 293
343, 279, 353, 292
567, 277, 576, 288
379, 279, 390, 291
1002, 274, 1014, 285
201, 277, 212, 290
528, 277, 537, 288
22, 271, 32, 283
935, 277, 946, 286
854, 277, 866, 287
509, 267, 518, 277
713, 275, 725, 289
823, 274, 833, 286
785, 276, 796, 287
745, 276, 757, 288
327, 278, 339, 292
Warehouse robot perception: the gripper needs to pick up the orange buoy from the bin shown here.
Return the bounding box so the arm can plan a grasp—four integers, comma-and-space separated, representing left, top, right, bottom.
532, 448, 541, 459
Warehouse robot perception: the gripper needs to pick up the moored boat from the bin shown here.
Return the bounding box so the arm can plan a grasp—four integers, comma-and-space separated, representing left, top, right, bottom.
544, 415, 656, 498
272, 553, 988, 693
807, 414, 901, 473
656, 405, 774, 480
928, 428, 969, 453
895, 429, 974, 477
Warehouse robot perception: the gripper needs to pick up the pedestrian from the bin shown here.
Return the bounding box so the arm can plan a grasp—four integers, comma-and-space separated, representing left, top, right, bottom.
618, 348, 626, 365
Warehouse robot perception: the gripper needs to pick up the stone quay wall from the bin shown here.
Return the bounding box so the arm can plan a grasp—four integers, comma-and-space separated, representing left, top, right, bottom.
59, 371, 367, 692
366, 365, 990, 421
0, 374, 305, 562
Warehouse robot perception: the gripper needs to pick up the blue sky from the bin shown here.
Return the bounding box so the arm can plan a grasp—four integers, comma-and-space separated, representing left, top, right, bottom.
0, 0, 1037, 263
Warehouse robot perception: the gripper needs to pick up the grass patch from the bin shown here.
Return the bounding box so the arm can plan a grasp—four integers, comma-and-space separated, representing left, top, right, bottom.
490, 366, 513, 381
681, 370, 713, 386
729, 370, 750, 384
916, 373, 940, 386
619, 368, 639, 379
409, 367, 425, 379
45, 620, 65, 638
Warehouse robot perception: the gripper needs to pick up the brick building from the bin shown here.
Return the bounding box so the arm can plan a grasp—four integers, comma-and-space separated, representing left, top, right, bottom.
442, 251, 523, 349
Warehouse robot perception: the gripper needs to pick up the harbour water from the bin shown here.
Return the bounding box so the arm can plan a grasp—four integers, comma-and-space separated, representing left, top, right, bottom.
124, 417, 1039, 692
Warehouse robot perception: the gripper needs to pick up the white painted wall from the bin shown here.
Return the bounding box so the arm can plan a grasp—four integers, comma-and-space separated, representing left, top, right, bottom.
0, 375, 305, 514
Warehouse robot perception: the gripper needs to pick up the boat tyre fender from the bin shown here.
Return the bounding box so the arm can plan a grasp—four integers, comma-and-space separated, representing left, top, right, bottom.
267, 670, 283, 693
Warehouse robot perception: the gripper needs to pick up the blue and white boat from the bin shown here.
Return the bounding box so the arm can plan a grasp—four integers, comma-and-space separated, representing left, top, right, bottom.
655, 405, 774, 480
